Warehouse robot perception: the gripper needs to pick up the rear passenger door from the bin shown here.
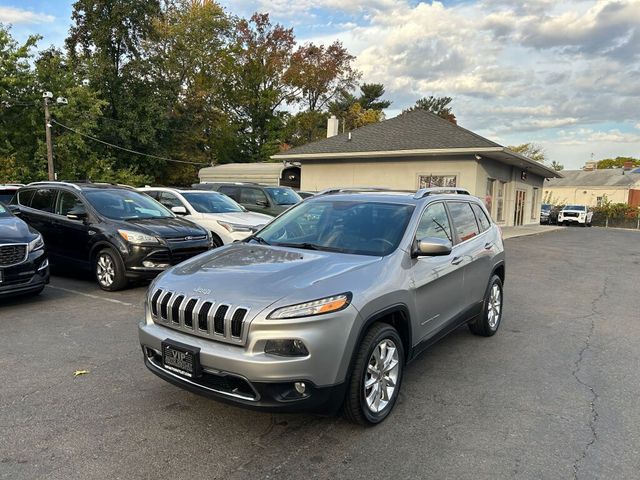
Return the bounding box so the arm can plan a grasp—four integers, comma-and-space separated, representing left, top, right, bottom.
447, 201, 487, 313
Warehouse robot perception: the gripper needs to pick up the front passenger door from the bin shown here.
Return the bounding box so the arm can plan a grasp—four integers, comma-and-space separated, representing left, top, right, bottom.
411, 202, 464, 340
54, 191, 92, 268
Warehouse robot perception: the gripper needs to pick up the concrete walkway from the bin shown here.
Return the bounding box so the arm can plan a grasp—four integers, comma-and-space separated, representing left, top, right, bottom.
501, 224, 563, 239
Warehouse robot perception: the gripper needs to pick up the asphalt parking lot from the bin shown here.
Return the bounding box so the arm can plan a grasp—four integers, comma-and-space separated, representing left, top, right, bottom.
1, 227, 639, 480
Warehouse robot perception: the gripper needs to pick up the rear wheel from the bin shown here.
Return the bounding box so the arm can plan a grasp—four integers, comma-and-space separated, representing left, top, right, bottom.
95, 248, 128, 291
343, 323, 404, 425
469, 275, 503, 337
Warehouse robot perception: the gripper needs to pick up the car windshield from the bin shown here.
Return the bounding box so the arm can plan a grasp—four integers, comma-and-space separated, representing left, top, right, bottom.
85, 189, 173, 220
265, 187, 301, 205
182, 191, 243, 213
254, 200, 415, 256
541, 204, 551, 211
565, 205, 586, 211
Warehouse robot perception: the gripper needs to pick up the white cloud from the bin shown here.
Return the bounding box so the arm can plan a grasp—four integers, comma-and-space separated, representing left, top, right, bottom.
0, 6, 54, 24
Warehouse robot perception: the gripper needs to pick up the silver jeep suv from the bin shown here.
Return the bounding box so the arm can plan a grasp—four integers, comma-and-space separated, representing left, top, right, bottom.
139, 188, 505, 424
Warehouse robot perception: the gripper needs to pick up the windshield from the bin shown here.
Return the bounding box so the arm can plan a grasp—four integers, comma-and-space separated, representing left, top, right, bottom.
541, 204, 551, 211
265, 187, 301, 206
564, 205, 586, 211
182, 192, 243, 213
85, 189, 173, 220
254, 200, 415, 256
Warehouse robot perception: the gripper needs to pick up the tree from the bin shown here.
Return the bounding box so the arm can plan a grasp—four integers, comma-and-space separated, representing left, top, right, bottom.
508, 143, 547, 163
551, 160, 564, 171
595, 156, 640, 169
287, 41, 358, 112
404, 95, 457, 124
359, 83, 391, 110
327, 83, 391, 132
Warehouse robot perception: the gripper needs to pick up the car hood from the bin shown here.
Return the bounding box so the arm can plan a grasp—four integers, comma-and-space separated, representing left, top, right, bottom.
561, 209, 586, 213
154, 243, 382, 312
0, 215, 37, 243
199, 211, 273, 226
118, 216, 206, 239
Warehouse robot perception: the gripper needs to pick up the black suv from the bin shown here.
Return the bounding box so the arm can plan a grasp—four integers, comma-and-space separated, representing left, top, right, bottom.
193, 183, 301, 216
0, 202, 49, 297
11, 182, 211, 291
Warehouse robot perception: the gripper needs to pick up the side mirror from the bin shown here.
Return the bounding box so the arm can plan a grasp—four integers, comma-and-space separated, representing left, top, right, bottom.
67, 207, 88, 222
171, 206, 188, 215
7, 205, 21, 216
413, 237, 452, 257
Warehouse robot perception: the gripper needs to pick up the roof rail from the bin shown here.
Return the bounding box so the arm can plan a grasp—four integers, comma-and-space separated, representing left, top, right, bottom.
27, 181, 82, 191
414, 187, 471, 199
317, 187, 392, 196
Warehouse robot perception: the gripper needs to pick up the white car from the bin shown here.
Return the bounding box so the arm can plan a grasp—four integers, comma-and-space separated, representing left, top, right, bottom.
558, 204, 593, 226
140, 187, 273, 246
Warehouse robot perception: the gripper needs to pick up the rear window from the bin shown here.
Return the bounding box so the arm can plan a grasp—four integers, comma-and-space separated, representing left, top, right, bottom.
448, 202, 480, 242
30, 188, 57, 212
471, 203, 491, 232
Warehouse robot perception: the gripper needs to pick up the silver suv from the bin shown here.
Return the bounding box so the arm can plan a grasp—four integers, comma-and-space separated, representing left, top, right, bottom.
139, 188, 505, 424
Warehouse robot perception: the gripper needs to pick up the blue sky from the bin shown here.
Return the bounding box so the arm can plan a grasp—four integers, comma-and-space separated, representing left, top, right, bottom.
2, 0, 640, 169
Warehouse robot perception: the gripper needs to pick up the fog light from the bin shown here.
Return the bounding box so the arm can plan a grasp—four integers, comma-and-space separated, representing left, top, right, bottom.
294, 382, 306, 395
264, 339, 309, 357
143, 260, 170, 268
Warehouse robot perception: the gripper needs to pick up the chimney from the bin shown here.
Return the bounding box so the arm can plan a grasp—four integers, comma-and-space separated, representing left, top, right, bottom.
326, 115, 339, 138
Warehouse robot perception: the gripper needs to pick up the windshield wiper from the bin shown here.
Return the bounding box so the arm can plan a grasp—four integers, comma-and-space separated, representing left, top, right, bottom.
245, 234, 270, 245
274, 242, 346, 253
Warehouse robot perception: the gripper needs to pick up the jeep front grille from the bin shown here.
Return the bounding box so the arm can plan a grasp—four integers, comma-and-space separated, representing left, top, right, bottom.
0, 243, 28, 267
149, 288, 250, 345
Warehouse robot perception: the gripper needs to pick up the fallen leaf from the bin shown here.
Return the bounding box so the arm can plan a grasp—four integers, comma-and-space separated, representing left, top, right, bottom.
73, 370, 89, 377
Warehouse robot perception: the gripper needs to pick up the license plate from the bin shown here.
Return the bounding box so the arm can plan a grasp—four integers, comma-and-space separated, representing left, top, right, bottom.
162, 340, 201, 378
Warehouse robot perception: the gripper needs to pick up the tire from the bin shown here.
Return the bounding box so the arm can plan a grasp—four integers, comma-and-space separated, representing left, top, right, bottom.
469, 275, 503, 337
210, 232, 224, 248
94, 247, 128, 291
343, 323, 404, 425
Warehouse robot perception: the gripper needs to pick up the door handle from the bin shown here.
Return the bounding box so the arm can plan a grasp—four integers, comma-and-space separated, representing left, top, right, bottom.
451, 256, 463, 265
484, 242, 493, 250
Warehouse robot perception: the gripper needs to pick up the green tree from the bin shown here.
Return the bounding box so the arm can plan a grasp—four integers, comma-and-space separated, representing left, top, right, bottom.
328, 83, 391, 132
508, 143, 547, 163
595, 156, 640, 169
551, 160, 564, 171
359, 83, 391, 110
404, 95, 457, 124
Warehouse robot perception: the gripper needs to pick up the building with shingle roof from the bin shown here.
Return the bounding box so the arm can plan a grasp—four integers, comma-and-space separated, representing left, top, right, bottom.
272, 110, 562, 226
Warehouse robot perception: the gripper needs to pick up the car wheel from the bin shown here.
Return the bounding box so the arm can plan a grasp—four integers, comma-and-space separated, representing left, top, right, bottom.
95, 248, 128, 291
210, 232, 224, 248
469, 275, 503, 337
343, 323, 404, 425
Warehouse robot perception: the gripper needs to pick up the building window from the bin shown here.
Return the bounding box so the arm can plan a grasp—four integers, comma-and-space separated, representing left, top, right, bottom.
485, 178, 495, 213
531, 187, 539, 219
596, 196, 603, 207
496, 181, 506, 222
418, 174, 457, 188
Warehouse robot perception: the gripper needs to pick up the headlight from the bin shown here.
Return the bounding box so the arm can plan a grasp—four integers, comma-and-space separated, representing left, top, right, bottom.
118, 229, 159, 244
268, 293, 352, 320
217, 221, 253, 233
28, 234, 44, 252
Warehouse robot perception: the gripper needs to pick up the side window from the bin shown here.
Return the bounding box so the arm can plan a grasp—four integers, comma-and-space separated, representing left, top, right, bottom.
30, 188, 57, 213
448, 202, 480, 242
16, 189, 36, 206
471, 203, 491, 232
218, 186, 239, 201
416, 203, 452, 242
144, 190, 160, 201
56, 191, 84, 216
159, 192, 184, 209
240, 188, 268, 206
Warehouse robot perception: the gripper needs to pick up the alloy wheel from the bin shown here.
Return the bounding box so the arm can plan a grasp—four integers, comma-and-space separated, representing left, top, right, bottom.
487, 283, 502, 329
364, 339, 400, 413
96, 254, 115, 287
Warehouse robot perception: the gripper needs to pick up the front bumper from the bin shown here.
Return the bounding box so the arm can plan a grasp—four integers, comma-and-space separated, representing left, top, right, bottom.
559, 216, 586, 224
0, 249, 49, 297
122, 241, 211, 279
138, 304, 360, 412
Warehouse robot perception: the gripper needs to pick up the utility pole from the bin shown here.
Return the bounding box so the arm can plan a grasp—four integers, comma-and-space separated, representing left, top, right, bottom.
43, 91, 55, 180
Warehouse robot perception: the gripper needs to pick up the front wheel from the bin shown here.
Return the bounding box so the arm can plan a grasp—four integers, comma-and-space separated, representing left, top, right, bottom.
343, 323, 404, 425
469, 275, 503, 337
95, 248, 128, 291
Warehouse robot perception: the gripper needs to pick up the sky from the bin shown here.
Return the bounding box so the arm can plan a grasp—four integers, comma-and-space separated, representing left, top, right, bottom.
2, 0, 639, 170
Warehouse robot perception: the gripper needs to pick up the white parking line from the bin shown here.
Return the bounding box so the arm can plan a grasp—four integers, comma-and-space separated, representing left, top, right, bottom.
48, 285, 135, 307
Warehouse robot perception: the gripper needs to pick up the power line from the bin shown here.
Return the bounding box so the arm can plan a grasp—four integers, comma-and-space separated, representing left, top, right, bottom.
50, 119, 210, 166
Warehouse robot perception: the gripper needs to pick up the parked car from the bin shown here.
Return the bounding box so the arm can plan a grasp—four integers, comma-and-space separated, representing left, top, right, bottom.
192, 182, 302, 216
11, 182, 211, 291
0, 202, 49, 297
540, 203, 552, 224
139, 187, 505, 424
558, 205, 593, 227
297, 191, 315, 199
139, 187, 272, 247
0, 184, 23, 205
